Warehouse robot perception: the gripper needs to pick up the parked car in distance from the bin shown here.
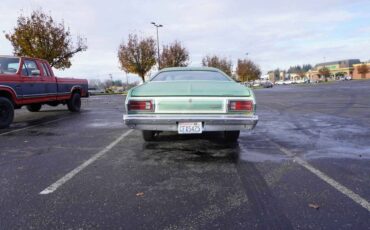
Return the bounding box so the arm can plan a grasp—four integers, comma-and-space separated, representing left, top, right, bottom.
295, 79, 305, 84
88, 87, 105, 95
344, 75, 352, 80
275, 80, 284, 85
0, 56, 88, 128
261, 81, 273, 88
123, 67, 258, 142
283, 80, 292, 85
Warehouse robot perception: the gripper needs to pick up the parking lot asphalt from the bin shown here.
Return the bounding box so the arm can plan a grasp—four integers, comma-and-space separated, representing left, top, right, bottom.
0, 80, 369, 229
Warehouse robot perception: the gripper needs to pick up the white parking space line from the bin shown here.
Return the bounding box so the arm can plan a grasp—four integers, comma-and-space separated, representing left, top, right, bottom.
0, 117, 70, 136
270, 140, 370, 212
39, 129, 133, 195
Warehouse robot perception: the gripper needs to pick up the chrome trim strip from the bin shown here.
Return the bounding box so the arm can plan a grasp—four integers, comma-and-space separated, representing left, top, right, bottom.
22, 92, 71, 98
123, 114, 258, 131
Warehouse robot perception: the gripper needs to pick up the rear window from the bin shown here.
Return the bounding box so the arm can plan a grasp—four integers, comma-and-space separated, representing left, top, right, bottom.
151, 70, 231, 81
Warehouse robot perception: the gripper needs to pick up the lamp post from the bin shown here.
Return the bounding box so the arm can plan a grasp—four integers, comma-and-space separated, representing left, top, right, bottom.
245, 52, 249, 82
151, 22, 163, 69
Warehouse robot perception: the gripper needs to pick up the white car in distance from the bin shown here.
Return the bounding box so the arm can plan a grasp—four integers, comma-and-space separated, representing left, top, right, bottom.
275, 80, 284, 85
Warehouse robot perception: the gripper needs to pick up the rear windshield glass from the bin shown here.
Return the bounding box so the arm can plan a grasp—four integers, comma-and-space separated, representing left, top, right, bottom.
0, 57, 20, 75
151, 70, 231, 81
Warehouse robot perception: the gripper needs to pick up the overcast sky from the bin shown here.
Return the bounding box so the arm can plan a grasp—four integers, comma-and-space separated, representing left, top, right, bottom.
1, 0, 370, 81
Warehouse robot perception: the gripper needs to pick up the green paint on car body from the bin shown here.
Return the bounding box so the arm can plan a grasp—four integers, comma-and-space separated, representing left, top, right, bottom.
157, 99, 224, 112
125, 67, 256, 115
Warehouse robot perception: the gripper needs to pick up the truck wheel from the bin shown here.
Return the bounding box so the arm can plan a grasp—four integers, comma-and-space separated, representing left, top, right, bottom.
26, 104, 42, 112
224, 131, 240, 142
142, 130, 155, 141
0, 97, 14, 129
67, 93, 81, 112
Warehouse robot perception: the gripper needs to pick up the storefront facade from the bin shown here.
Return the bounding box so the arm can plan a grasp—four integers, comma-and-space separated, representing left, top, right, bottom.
308, 59, 361, 81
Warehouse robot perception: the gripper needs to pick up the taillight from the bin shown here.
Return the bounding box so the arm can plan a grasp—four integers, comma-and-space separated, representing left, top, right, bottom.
228, 100, 253, 112
128, 100, 153, 111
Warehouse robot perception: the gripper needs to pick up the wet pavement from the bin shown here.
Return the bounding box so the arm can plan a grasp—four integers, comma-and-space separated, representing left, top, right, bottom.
0, 81, 370, 229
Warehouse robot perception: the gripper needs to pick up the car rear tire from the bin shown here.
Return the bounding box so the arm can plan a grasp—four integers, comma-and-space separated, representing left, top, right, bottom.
224, 131, 240, 142
142, 130, 155, 141
0, 97, 14, 129
67, 93, 81, 112
26, 104, 42, 112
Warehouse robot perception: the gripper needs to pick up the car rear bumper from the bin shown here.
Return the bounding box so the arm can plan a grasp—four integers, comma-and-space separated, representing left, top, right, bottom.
123, 114, 258, 131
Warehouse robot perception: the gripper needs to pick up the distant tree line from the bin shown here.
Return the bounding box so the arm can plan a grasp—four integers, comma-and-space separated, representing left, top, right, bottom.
117, 33, 262, 82
287, 64, 312, 74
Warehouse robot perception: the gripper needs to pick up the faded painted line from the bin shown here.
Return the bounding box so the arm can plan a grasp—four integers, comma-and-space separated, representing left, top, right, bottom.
0, 116, 71, 136
271, 140, 370, 212
39, 129, 133, 195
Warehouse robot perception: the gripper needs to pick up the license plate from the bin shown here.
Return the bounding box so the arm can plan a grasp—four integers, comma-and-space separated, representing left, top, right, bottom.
178, 122, 202, 134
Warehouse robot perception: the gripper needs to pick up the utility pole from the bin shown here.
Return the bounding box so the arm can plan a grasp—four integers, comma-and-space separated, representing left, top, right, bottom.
245, 52, 249, 82
109, 73, 113, 86
125, 71, 129, 91
151, 22, 163, 70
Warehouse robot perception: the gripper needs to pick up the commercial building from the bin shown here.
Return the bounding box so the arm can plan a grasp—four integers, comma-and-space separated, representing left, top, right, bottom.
267, 70, 287, 83
307, 59, 360, 81
267, 58, 370, 82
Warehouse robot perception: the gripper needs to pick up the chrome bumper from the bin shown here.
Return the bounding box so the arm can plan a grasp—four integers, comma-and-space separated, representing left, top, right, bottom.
123, 114, 258, 131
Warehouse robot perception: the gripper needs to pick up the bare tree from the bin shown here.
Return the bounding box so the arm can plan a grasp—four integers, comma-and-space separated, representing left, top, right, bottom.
117, 34, 156, 81
236, 59, 261, 82
5, 9, 87, 69
202, 55, 233, 76
160, 41, 189, 68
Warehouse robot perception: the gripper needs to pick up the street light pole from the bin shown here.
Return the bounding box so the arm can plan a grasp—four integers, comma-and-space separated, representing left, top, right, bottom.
151, 22, 163, 70
245, 52, 249, 82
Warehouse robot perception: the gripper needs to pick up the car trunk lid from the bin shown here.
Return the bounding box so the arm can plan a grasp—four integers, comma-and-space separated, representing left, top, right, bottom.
130, 81, 251, 97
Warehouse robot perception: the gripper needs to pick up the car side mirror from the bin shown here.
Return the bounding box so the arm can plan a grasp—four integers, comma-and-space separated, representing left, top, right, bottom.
31, 69, 40, 76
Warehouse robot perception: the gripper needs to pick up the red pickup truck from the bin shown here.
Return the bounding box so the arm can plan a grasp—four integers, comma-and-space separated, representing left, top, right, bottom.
0, 56, 88, 128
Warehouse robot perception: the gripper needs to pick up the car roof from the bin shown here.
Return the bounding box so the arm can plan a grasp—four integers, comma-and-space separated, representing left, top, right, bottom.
0, 55, 48, 62
158, 66, 224, 73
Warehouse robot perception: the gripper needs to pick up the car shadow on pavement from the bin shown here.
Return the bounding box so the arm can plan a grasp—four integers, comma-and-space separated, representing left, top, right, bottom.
141, 132, 241, 164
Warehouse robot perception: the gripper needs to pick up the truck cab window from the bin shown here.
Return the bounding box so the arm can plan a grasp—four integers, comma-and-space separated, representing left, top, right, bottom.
22, 60, 40, 77
41, 63, 50, 76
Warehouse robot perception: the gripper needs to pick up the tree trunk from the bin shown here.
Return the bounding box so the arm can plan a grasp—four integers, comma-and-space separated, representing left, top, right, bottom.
139, 73, 146, 82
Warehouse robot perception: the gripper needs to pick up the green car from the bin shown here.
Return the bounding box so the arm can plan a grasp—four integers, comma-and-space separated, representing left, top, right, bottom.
123, 67, 258, 141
